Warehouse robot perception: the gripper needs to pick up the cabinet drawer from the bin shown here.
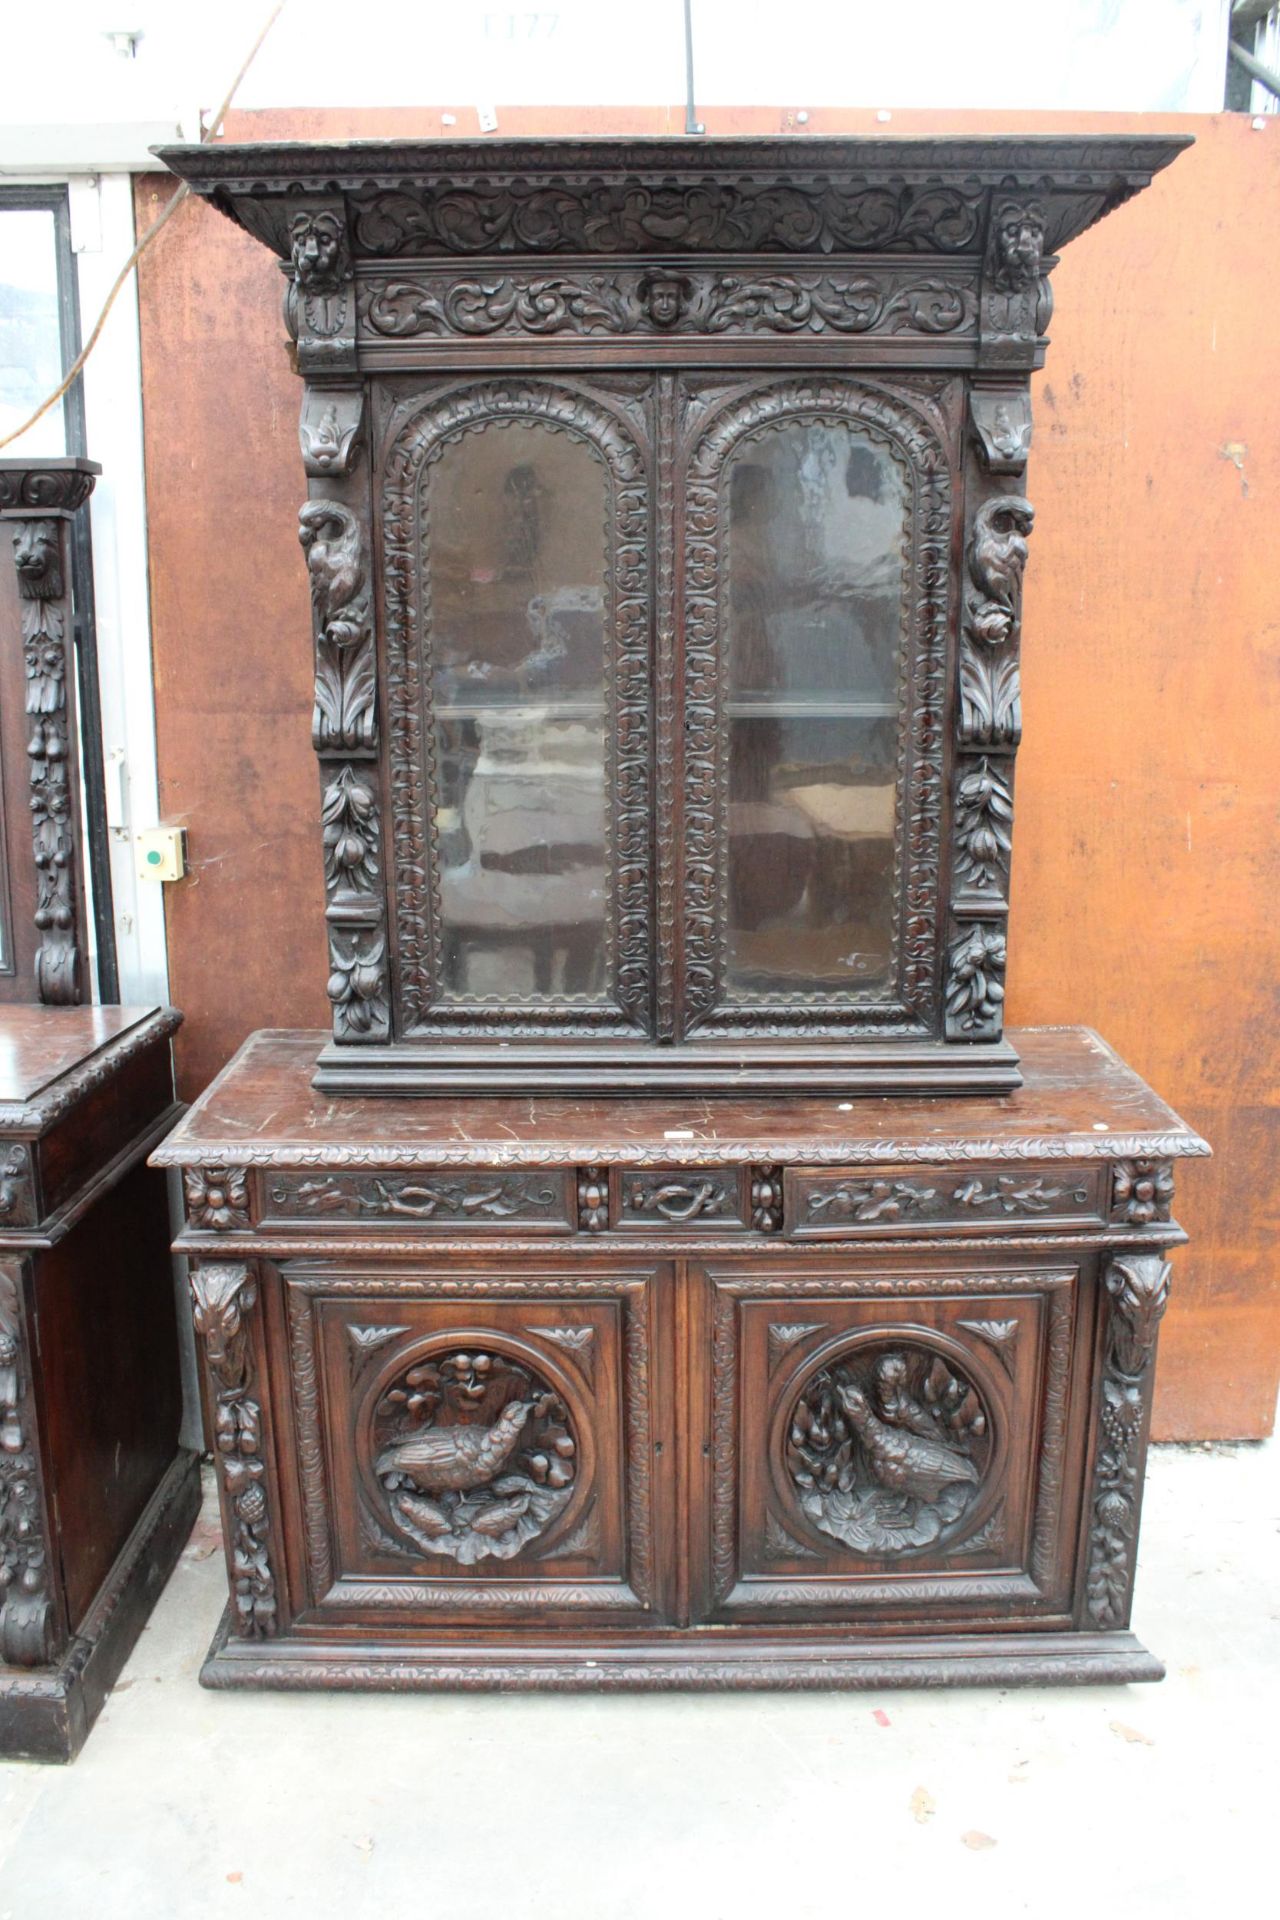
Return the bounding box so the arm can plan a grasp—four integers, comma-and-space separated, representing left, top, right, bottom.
259, 1170, 577, 1234
609, 1166, 752, 1232
785, 1164, 1106, 1238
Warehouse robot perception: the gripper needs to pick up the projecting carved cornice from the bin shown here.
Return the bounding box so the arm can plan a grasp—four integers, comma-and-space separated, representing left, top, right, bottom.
156, 135, 1191, 264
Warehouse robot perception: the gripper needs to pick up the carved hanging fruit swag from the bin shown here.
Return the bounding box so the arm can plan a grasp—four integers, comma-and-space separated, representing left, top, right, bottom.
370, 1348, 577, 1565
787, 1345, 991, 1554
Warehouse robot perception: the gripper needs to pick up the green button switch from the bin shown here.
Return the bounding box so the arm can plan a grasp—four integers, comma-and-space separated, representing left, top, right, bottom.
146, 850, 162, 866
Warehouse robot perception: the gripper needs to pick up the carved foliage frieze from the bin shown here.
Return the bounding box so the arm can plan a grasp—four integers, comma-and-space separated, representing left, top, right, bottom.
1086, 1253, 1171, 1627
6, 514, 82, 1004
620, 1173, 736, 1226
787, 1343, 992, 1555
349, 179, 984, 259
190, 1263, 277, 1638
0, 1264, 55, 1666
381, 379, 651, 1034
368, 1347, 578, 1565
358, 267, 978, 342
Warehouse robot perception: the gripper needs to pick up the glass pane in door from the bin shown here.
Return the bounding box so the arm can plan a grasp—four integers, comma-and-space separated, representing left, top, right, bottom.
723, 421, 906, 998
428, 422, 610, 1002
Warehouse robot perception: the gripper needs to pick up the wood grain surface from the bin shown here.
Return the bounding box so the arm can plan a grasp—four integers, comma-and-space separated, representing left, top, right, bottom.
133, 108, 1277, 1438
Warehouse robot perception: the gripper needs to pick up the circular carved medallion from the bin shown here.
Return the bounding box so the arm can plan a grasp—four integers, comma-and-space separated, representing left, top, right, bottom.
370, 1348, 576, 1565
786, 1343, 992, 1555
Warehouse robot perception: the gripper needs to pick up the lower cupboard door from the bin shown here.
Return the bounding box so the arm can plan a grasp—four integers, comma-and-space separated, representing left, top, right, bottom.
275, 1261, 674, 1627
694, 1259, 1093, 1627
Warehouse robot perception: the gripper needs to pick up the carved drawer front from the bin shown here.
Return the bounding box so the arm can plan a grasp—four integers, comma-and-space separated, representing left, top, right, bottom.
279, 1262, 670, 1626
259, 1170, 576, 1234
698, 1260, 1087, 1626
609, 1166, 750, 1232
785, 1164, 1105, 1238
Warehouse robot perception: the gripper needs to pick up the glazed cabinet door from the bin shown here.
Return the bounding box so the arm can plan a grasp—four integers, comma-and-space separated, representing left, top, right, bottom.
269, 1258, 674, 1628
670, 372, 960, 1044
692, 1255, 1092, 1627
373, 374, 655, 1041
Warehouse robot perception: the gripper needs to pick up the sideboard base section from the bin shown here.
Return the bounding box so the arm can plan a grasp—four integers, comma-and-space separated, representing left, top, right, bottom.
0, 1449, 201, 1763
201, 1615, 1163, 1694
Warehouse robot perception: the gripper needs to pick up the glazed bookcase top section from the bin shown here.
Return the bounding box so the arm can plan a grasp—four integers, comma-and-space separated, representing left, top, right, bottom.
152, 1025, 1209, 1171
155, 134, 1191, 261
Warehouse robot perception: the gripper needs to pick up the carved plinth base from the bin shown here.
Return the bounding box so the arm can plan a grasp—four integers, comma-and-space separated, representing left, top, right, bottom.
0, 1451, 201, 1763
312, 1036, 1024, 1099
200, 1613, 1163, 1693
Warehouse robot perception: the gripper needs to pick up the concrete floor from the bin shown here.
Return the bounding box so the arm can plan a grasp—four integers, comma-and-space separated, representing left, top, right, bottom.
0, 1439, 1275, 1920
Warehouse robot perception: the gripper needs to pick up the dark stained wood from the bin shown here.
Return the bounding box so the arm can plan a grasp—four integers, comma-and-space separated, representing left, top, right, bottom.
0, 461, 98, 1007
155, 133, 1189, 1101
159, 1022, 1205, 1691
134, 112, 1277, 1437
0, 1006, 199, 1762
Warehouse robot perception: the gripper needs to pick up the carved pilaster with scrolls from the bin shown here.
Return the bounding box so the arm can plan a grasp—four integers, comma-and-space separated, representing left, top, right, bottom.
1085, 1253, 1171, 1629
0, 463, 98, 1005
282, 198, 356, 374
190, 1263, 278, 1638
0, 1263, 57, 1667
300, 469, 389, 1046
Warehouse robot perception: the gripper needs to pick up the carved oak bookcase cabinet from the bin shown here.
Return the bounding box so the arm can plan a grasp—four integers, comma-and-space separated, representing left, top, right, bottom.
157, 135, 1206, 1690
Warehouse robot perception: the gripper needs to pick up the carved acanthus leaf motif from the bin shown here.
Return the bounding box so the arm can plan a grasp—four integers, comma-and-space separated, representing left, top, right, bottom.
767, 1323, 824, 1368
957, 1318, 1020, 1377
190, 1263, 277, 1639
539, 1326, 596, 1379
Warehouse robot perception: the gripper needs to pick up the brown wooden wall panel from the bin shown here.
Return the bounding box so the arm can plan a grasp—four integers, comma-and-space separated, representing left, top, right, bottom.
135, 109, 1278, 1439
